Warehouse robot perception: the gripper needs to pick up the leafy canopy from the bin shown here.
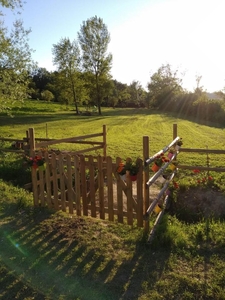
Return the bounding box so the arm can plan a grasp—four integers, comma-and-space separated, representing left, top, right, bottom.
0, 0, 35, 112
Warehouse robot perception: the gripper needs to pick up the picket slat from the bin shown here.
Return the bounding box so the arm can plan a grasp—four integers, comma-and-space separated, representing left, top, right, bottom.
66, 155, 74, 214
58, 153, 66, 211
74, 155, 81, 216
88, 155, 96, 218
106, 156, 114, 221
98, 156, 105, 220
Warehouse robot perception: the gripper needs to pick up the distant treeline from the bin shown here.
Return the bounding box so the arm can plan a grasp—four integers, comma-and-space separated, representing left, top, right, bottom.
29, 64, 225, 126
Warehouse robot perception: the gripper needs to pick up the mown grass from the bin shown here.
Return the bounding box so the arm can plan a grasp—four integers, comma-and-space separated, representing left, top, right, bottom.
1, 100, 225, 299
1, 180, 225, 300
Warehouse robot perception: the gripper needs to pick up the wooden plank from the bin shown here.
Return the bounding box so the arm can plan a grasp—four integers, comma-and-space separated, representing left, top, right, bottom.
51, 153, 59, 210
37, 152, 45, 207
72, 145, 103, 154
106, 156, 114, 221
58, 153, 66, 211
88, 155, 97, 218
126, 174, 133, 226
31, 167, 39, 206
66, 155, 74, 214
173, 123, 177, 140
136, 158, 143, 227
116, 157, 124, 224
35, 132, 103, 148
0, 137, 25, 142
143, 136, 150, 232
178, 165, 225, 172
180, 148, 225, 154
28, 128, 35, 156
74, 155, 81, 216
98, 156, 105, 220
103, 125, 107, 158
44, 152, 52, 208
35, 138, 103, 145
80, 155, 88, 216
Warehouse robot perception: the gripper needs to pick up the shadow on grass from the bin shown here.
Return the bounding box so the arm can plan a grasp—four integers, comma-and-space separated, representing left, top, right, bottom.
1, 107, 224, 132
0, 204, 172, 300
1, 202, 224, 299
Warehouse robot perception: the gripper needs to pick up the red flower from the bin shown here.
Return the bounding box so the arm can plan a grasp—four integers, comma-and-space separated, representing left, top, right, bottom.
173, 181, 179, 189
193, 169, 200, 173
197, 180, 201, 184
208, 176, 213, 181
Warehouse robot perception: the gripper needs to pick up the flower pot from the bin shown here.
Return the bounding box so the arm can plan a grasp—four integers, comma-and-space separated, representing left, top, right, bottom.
32, 163, 38, 170
170, 163, 177, 171
168, 152, 174, 159
157, 175, 167, 184
152, 163, 160, 172
38, 163, 46, 171
130, 174, 137, 181
154, 204, 162, 214
120, 174, 126, 181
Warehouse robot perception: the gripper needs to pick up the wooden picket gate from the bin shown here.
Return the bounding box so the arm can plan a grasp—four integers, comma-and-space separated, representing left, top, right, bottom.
31, 152, 145, 227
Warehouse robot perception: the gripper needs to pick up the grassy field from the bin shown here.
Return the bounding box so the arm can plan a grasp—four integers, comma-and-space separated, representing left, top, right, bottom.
1, 100, 225, 299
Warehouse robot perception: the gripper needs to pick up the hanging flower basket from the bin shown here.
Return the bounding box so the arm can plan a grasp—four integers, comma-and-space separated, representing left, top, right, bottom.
130, 174, 137, 181
117, 158, 140, 181
38, 163, 46, 171
152, 163, 160, 172
170, 163, 177, 171
154, 204, 163, 214
24, 155, 45, 171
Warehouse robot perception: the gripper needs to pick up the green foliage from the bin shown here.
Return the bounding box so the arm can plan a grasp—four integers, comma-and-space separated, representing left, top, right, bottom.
78, 15, 112, 115
52, 38, 83, 113
0, 0, 23, 9
147, 63, 183, 109
0, 4, 35, 113
41, 89, 54, 101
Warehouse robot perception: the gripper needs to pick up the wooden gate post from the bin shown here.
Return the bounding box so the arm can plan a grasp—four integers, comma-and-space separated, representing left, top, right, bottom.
143, 136, 150, 232
173, 124, 177, 140
28, 128, 35, 157
103, 125, 107, 158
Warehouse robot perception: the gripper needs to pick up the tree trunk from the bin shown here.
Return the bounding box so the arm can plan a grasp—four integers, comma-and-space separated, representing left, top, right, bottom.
97, 101, 102, 115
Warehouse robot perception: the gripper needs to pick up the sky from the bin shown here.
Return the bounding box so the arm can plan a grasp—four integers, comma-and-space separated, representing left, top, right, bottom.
2, 0, 225, 92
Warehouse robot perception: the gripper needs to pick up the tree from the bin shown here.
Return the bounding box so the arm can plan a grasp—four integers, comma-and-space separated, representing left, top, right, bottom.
0, 0, 23, 9
128, 81, 147, 107
52, 38, 82, 114
41, 90, 54, 102
0, 1, 35, 112
147, 64, 183, 110
78, 15, 112, 115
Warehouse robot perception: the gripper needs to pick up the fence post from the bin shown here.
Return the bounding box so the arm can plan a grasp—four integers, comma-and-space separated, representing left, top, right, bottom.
28, 128, 35, 157
103, 125, 107, 158
143, 136, 150, 233
173, 124, 177, 140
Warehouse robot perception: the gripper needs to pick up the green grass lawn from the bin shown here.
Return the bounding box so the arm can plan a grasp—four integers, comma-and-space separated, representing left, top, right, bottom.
1, 100, 225, 299
1, 180, 225, 300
